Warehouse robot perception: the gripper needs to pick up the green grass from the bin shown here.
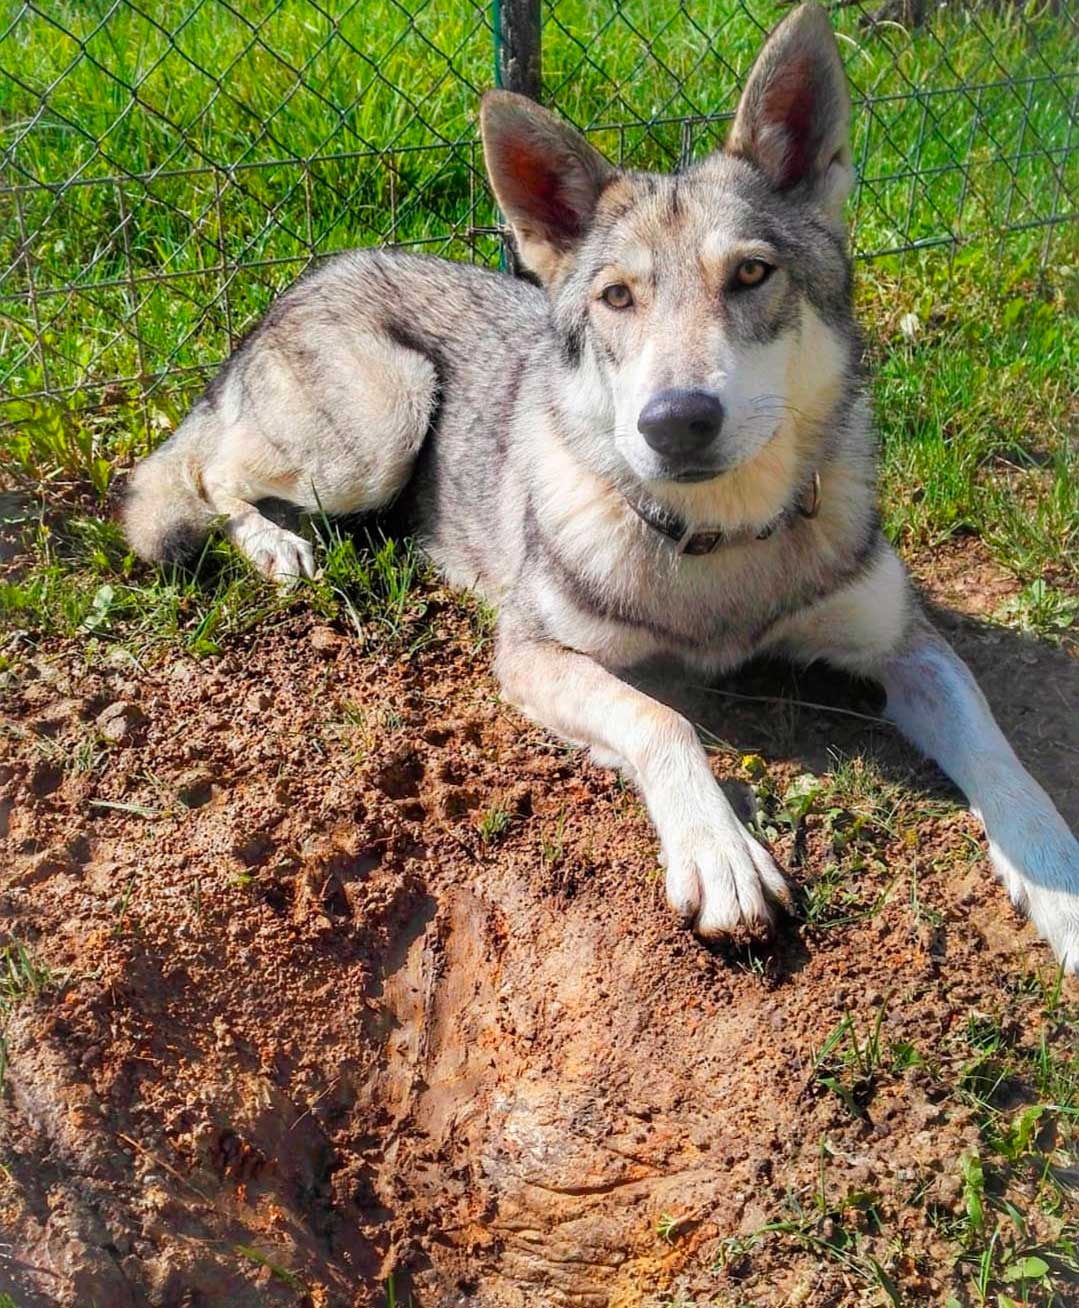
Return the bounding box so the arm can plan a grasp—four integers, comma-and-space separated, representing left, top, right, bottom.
698, 746, 1079, 1303
234, 1244, 306, 1293
699, 970, 1079, 1306
0, 0, 1074, 434
384, 1271, 413, 1308
0, 505, 433, 665
476, 799, 513, 845
865, 246, 1078, 592
0, 939, 54, 1090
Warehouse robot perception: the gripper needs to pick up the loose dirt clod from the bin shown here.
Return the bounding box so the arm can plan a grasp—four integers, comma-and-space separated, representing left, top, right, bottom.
95, 699, 148, 744
310, 625, 344, 656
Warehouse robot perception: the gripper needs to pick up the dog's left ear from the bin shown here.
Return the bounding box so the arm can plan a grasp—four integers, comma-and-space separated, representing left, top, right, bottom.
481, 90, 616, 285
725, 3, 853, 221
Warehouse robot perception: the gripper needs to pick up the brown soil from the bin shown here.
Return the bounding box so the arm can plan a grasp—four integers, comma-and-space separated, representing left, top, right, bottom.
1, 537, 1077, 1308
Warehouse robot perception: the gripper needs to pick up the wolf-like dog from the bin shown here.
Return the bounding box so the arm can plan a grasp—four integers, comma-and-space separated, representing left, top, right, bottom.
123, 5, 1079, 969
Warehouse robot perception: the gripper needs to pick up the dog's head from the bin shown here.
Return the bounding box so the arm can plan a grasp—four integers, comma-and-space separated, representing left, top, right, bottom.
481, 3, 858, 496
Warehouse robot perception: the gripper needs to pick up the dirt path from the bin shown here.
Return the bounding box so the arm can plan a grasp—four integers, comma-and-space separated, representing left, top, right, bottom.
1, 540, 1076, 1307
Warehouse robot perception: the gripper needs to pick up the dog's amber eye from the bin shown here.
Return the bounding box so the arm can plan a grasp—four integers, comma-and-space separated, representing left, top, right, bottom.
601, 283, 634, 309
734, 259, 772, 289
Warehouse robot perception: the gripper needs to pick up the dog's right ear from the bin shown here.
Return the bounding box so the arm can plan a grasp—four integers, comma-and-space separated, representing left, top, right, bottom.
481, 91, 616, 285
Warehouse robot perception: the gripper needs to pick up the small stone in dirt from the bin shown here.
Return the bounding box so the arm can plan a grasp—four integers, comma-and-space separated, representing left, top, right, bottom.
95, 700, 147, 745
13, 850, 73, 887
245, 688, 272, 713
177, 769, 214, 808
507, 783, 533, 817
29, 758, 64, 796
105, 646, 140, 671
310, 625, 344, 656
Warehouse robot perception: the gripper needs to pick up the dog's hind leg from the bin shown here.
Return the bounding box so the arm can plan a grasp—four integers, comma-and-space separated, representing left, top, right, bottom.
123, 316, 440, 583
204, 479, 317, 586
124, 407, 321, 584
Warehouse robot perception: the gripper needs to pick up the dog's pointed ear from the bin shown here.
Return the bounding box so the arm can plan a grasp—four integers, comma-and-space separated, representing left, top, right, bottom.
481, 90, 616, 284
725, 3, 853, 220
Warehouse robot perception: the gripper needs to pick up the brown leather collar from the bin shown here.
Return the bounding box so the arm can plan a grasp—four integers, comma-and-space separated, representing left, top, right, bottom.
625, 471, 821, 556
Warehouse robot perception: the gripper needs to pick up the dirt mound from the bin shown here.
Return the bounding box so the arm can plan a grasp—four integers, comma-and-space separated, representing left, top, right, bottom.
1, 542, 1076, 1306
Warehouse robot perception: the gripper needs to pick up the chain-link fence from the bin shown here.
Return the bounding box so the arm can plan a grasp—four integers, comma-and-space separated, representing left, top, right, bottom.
1, 1, 1075, 441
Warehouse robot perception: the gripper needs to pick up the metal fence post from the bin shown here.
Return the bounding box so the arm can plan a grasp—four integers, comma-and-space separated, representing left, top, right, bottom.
493, 0, 541, 275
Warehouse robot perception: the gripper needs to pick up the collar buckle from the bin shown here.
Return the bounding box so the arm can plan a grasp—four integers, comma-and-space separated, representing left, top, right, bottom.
677, 527, 725, 556
798, 470, 822, 520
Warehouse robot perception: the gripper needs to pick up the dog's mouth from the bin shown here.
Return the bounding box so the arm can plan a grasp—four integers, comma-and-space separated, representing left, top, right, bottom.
667, 467, 724, 483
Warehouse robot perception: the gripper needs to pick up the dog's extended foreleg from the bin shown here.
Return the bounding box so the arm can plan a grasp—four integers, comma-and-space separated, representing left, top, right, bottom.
878, 620, 1079, 970
496, 625, 789, 936
769, 546, 1079, 970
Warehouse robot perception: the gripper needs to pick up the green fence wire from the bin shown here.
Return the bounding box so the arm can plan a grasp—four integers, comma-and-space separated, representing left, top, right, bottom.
1, 1, 1075, 437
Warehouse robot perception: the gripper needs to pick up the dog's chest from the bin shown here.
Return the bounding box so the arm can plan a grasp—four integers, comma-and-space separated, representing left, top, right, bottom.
529, 513, 845, 673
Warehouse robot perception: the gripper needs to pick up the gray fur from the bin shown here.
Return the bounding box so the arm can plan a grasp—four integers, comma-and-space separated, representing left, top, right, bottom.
123, 4, 1079, 966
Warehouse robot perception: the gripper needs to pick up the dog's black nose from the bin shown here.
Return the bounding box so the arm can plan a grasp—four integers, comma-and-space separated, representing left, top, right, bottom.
637, 388, 724, 457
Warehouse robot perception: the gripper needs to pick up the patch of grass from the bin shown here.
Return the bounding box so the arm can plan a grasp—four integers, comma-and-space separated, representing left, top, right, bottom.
234, 1244, 306, 1294
729, 1154, 904, 1308
0, 505, 433, 669
709, 968, 1077, 1305
0, 939, 54, 1089
9, 245, 1068, 661
994, 580, 1079, 648
867, 245, 1078, 586
0, 939, 52, 1011
326, 701, 408, 762
0, 511, 294, 656
309, 518, 431, 649
476, 800, 512, 846
111, 871, 142, 936
539, 807, 567, 869
811, 1002, 895, 1119
2, 1, 1073, 443
742, 752, 910, 929
927, 993, 1079, 1304
466, 596, 498, 653
651, 1208, 695, 1239
11, 712, 109, 786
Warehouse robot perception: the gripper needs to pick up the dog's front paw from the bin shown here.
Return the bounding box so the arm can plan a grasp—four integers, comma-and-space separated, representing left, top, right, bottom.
990, 822, 1079, 973
662, 813, 790, 939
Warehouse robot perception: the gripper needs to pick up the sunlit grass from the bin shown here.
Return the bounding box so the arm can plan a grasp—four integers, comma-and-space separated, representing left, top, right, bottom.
0, 0, 1073, 436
